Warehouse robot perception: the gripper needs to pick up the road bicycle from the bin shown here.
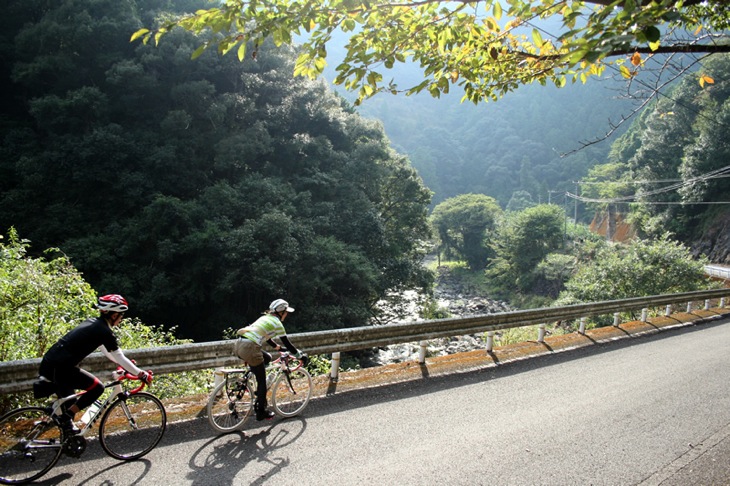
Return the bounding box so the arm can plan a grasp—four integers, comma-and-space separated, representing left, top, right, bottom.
207, 352, 312, 433
0, 368, 166, 485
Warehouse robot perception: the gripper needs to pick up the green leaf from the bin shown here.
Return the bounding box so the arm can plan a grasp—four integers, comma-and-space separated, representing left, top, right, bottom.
643, 26, 661, 43
191, 44, 207, 60
531, 28, 543, 48
314, 56, 327, 73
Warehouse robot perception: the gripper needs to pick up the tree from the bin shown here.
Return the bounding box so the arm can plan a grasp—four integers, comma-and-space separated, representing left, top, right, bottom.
489, 203, 565, 290
135, 0, 730, 105
559, 234, 712, 304
430, 194, 502, 270
506, 190, 535, 212
0, 228, 95, 361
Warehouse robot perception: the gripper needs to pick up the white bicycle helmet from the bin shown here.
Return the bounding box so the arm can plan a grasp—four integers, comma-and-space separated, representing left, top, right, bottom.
96, 294, 129, 313
269, 299, 294, 313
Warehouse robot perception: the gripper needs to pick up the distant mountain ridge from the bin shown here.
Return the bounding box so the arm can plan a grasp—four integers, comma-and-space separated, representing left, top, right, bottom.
321, 47, 636, 209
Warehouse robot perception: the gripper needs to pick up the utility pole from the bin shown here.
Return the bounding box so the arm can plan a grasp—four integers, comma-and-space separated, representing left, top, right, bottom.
548, 190, 561, 205
563, 192, 568, 247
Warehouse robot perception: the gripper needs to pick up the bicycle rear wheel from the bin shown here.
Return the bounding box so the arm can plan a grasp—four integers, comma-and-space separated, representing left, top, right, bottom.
0, 407, 63, 485
207, 373, 254, 433
271, 368, 312, 417
99, 392, 166, 460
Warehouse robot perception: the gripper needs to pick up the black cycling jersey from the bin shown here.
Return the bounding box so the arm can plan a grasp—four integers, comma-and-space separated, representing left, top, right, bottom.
42, 316, 119, 367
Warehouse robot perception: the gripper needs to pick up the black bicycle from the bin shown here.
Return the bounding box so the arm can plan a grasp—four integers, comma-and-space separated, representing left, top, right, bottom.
0, 368, 166, 484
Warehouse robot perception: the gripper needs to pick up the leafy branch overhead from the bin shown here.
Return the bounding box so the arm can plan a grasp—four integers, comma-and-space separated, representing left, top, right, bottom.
133, 0, 730, 104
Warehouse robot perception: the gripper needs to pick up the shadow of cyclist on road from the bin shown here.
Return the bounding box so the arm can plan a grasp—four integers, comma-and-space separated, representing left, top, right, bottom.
185, 418, 307, 486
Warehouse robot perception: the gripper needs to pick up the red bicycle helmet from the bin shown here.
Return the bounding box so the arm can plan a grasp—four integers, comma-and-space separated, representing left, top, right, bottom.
96, 294, 129, 313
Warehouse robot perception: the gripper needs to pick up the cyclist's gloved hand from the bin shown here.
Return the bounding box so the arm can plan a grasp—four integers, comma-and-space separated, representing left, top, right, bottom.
298, 353, 309, 366
137, 370, 153, 384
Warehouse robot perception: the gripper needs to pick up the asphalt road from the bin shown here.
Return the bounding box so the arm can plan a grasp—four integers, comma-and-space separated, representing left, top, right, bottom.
34, 317, 730, 485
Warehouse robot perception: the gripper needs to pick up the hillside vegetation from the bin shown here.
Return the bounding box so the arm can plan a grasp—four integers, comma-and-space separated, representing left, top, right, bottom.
584, 53, 730, 264
0, 0, 432, 340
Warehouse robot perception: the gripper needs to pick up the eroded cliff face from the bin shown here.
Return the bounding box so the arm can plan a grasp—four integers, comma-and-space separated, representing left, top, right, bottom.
589, 210, 729, 264
692, 212, 730, 264
589, 211, 636, 243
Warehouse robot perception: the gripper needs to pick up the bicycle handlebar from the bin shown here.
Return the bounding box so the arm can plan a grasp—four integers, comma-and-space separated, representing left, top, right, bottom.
113, 367, 150, 394
274, 352, 307, 372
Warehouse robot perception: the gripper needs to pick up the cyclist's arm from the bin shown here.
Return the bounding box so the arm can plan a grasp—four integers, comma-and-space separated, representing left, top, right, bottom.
278, 335, 299, 355
101, 345, 143, 375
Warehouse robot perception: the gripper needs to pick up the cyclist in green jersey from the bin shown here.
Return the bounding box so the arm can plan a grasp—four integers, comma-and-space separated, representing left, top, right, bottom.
234, 299, 308, 421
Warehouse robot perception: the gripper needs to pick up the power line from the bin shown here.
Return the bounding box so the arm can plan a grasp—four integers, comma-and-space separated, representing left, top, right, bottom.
564, 195, 730, 205
575, 174, 730, 185
567, 164, 730, 203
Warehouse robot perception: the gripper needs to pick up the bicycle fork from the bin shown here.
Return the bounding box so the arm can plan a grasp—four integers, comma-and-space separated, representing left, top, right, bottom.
117, 394, 139, 431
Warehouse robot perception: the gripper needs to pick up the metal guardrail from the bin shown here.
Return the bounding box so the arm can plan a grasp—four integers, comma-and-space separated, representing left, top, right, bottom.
1, 288, 729, 394
706, 265, 730, 280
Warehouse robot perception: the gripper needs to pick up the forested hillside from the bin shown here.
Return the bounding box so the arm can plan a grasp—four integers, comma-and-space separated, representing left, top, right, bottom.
0, 0, 432, 340
356, 81, 636, 208
584, 53, 730, 264
320, 34, 636, 209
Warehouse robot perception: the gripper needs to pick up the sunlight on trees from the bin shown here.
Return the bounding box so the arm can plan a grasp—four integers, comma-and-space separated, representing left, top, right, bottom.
135, 0, 730, 105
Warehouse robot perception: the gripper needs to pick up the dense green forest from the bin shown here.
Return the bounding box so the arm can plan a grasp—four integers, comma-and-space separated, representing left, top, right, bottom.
0, 0, 432, 341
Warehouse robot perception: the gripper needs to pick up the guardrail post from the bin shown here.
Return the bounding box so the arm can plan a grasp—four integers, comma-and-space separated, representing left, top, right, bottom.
330, 352, 341, 381
641, 308, 648, 322
579, 317, 586, 335
613, 312, 620, 326
687, 302, 693, 313
538, 324, 546, 343
214, 368, 224, 389
721, 298, 726, 308
665, 304, 672, 316
704, 299, 711, 310
418, 341, 428, 364
486, 331, 495, 352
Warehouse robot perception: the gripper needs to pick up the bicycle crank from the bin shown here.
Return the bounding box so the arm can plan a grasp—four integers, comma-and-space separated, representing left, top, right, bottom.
63, 435, 87, 458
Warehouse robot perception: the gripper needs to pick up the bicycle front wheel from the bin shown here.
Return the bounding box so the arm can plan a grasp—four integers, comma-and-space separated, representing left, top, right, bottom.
99, 392, 166, 460
0, 407, 63, 485
207, 373, 254, 433
271, 368, 312, 418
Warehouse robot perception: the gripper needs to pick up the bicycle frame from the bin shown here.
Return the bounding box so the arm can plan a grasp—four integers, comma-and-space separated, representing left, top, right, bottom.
265, 353, 302, 389
47, 368, 147, 437
219, 353, 303, 389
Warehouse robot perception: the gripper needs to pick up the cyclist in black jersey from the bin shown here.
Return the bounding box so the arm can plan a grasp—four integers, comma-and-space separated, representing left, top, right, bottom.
38, 294, 153, 433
